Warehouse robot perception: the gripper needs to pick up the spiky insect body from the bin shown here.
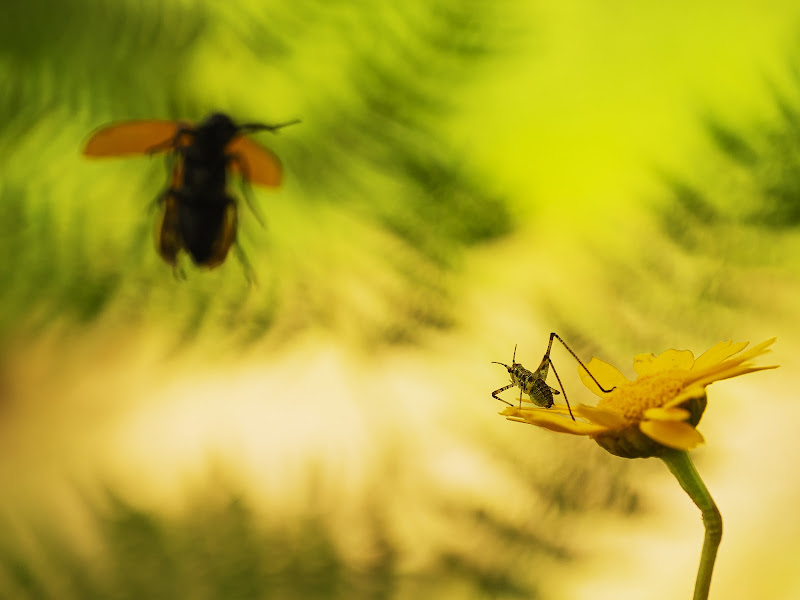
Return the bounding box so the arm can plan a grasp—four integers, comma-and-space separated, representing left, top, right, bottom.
502, 356, 560, 409
492, 332, 616, 421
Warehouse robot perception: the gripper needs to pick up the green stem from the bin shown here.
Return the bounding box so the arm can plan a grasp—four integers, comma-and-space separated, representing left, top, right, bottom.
659, 449, 722, 600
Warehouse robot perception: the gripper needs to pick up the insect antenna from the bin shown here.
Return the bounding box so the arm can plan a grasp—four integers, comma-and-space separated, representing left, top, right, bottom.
490, 349, 515, 407
239, 119, 301, 134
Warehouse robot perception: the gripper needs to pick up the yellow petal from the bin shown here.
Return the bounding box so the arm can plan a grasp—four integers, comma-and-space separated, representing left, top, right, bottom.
574, 404, 627, 428
699, 339, 776, 380
634, 349, 694, 376
664, 384, 707, 408
578, 357, 630, 398
515, 402, 574, 417
736, 337, 776, 362
506, 417, 528, 424
639, 420, 705, 450
683, 364, 779, 391
712, 365, 780, 381
643, 406, 690, 421
502, 404, 573, 417
549, 402, 579, 417
692, 340, 749, 371
686, 338, 776, 384
506, 408, 609, 435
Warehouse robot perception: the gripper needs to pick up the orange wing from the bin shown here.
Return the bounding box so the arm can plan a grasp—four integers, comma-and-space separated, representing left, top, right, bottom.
227, 135, 283, 187
83, 119, 188, 157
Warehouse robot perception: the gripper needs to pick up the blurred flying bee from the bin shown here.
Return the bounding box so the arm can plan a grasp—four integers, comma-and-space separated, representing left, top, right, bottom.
492, 332, 615, 421
83, 112, 299, 274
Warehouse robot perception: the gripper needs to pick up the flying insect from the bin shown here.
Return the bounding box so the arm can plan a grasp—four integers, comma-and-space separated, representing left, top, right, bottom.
83, 112, 299, 273
492, 332, 615, 421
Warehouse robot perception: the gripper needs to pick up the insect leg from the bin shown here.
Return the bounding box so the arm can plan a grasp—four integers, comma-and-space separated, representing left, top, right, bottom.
149, 161, 177, 214
545, 357, 575, 420
220, 199, 258, 285
491, 384, 515, 407
233, 241, 258, 287
550, 332, 616, 393
172, 264, 187, 281
156, 189, 184, 269
228, 153, 266, 227
149, 188, 167, 214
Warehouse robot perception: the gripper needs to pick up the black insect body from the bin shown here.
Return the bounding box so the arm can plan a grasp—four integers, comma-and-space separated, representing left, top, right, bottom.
492, 332, 616, 421
492, 346, 562, 410
83, 112, 298, 272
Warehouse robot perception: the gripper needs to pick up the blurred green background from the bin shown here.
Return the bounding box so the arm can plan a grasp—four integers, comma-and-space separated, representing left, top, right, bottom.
1, 0, 799, 598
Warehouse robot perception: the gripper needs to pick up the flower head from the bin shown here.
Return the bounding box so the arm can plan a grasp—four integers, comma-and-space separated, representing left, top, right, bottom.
501, 338, 777, 458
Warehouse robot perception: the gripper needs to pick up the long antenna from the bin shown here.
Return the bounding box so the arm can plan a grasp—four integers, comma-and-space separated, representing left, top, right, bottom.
239, 119, 301, 134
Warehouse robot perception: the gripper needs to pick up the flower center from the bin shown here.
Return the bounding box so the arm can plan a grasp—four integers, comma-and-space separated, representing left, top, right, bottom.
596, 369, 688, 422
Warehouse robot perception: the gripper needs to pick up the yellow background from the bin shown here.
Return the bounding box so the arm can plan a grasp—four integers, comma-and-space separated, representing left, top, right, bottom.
1, 1, 798, 598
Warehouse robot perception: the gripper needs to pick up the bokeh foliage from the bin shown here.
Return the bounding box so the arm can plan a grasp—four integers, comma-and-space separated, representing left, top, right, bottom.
7, 1, 796, 599
557, 55, 800, 353
0, 448, 640, 600
0, 0, 514, 348
0, 0, 647, 598
655, 56, 800, 254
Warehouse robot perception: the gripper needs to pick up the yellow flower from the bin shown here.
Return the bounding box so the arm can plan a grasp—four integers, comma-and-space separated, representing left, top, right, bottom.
501, 338, 778, 458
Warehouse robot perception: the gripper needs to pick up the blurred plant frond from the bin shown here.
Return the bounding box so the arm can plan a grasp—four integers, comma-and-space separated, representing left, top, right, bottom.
547, 51, 800, 352
0, 491, 384, 600
0, 485, 543, 599
487, 430, 642, 517
0, 0, 206, 128
1, 0, 520, 349
656, 50, 800, 243
0, 419, 643, 600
